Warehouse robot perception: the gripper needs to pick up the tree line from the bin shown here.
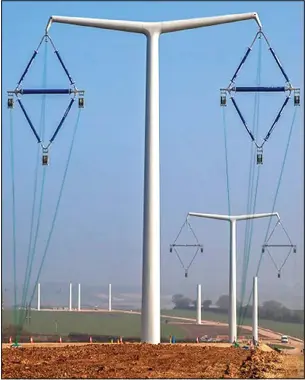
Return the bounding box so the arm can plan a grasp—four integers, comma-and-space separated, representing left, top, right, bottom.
172, 294, 304, 324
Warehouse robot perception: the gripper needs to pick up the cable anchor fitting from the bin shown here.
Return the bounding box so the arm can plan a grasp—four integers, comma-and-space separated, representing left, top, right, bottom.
294, 88, 300, 106
78, 91, 85, 108
256, 147, 263, 165
8, 95, 14, 109
42, 147, 49, 166
220, 90, 227, 107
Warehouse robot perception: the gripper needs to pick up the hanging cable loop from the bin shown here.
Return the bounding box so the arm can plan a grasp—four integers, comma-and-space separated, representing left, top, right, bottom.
169, 218, 204, 277
219, 30, 300, 164
8, 32, 85, 165
261, 220, 296, 278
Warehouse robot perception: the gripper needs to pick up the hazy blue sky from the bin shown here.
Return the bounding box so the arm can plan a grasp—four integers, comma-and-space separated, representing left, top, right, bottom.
2, 1, 303, 309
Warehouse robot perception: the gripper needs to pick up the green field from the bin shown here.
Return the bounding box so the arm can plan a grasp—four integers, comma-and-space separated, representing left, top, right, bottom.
3, 308, 303, 341
2, 310, 186, 340
268, 344, 295, 350
162, 309, 304, 339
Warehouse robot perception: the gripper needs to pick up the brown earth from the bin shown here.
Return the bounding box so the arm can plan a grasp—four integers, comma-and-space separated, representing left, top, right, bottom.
2, 343, 303, 378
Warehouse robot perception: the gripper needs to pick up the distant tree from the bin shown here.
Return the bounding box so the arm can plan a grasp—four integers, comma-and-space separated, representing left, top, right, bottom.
202, 300, 212, 309
216, 295, 241, 311
172, 294, 184, 304
237, 304, 253, 321
280, 306, 292, 322
191, 299, 204, 309
290, 310, 304, 323
262, 300, 282, 310
216, 295, 230, 310
182, 293, 304, 324
261, 300, 283, 319
172, 294, 192, 309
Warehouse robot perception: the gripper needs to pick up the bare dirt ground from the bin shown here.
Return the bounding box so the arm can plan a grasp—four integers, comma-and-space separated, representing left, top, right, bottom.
173, 323, 267, 339
280, 354, 304, 378
2, 343, 304, 379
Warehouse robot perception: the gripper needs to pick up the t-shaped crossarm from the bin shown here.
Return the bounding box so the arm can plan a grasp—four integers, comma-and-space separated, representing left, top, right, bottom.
45, 13, 262, 35
188, 212, 280, 222
188, 211, 279, 342
45, 12, 262, 345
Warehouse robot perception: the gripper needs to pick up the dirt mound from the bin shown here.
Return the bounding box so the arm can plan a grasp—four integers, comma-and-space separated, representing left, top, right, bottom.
1, 344, 290, 378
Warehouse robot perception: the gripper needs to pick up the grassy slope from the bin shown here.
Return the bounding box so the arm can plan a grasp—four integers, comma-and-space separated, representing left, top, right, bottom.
162, 309, 304, 339
2, 310, 185, 339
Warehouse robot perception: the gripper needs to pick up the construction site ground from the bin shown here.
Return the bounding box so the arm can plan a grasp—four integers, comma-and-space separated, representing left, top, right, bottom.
3, 310, 303, 378
2, 343, 304, 378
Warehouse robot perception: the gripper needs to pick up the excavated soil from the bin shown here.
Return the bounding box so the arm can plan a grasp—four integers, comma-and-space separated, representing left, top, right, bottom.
2, 344, 301, 378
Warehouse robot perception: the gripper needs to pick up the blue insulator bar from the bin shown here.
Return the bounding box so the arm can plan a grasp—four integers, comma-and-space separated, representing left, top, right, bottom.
16, 99, 41, 143
20, 89, 72, 95
263, 97, 290, 143
230, 98, 255, 142
233, 86, 286, 92
54, 51, 75, 85
49, 98, 75, 143
230, 48, 251, 83
269, 48, 290, 83
171, 244, 203, 247
17, 51, 38, 86
263, 244, 296, 248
